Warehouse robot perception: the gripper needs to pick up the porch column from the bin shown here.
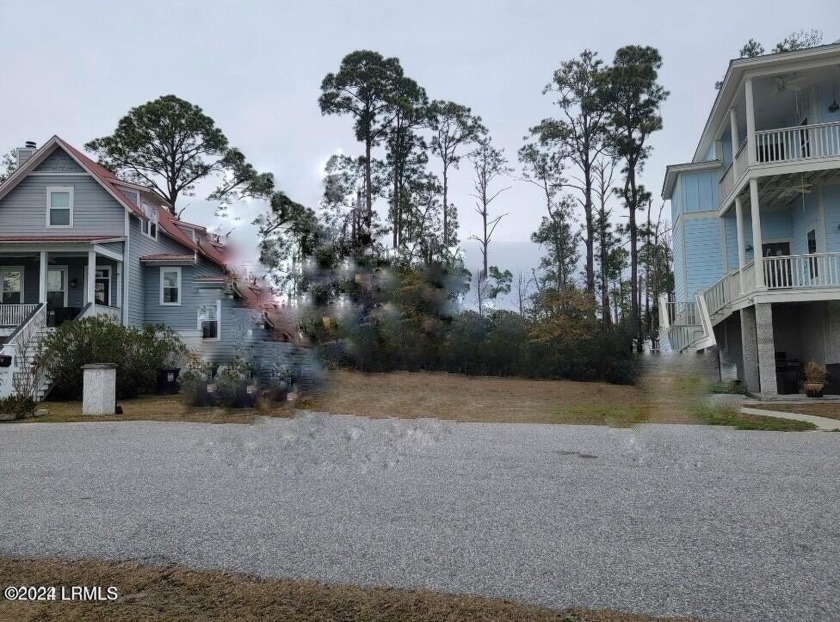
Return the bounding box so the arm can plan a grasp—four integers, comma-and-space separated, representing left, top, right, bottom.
735, 197, 747, 293
740, 306, 760, 393
755, 303, 778, 398
87, 250, 96, 307
38, 251, 48, 304
116, 260, 123, 310
745, 78, 756, 165
749, 179, 765, 290
729, 107, 739, 174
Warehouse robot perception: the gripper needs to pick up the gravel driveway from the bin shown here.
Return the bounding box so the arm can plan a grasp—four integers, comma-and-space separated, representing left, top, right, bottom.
2, 414, 840, 621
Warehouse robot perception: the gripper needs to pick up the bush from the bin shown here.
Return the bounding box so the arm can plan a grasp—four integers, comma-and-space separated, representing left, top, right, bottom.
40, 317, 188, 400
0, 393, 37, 419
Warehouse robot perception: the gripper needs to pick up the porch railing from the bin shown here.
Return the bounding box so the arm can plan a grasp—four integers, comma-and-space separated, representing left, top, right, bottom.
77, 303, 121, 321
763, 253, 840, 289
755, 121, 840, 164
665, 301, 698, 326
0, 304, 39, 327
719, 163, 734, 200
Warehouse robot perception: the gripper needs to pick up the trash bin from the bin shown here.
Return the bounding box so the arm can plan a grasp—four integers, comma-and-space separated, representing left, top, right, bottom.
156, 368, 181, 395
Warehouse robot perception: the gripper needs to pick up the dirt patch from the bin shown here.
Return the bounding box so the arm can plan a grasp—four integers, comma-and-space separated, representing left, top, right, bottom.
0, 557, 701, 622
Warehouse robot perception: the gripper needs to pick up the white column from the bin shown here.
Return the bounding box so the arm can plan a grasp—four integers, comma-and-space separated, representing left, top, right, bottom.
116, 261, 123, 310
38, 251, 48, 304
735, 197, 747, 293
87, 250, 96, 308
749, 179, 764, 290
745, 78, 756, 165
729, 107, 740, 173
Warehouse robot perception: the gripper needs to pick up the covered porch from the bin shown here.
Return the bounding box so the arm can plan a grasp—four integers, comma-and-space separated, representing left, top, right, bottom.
0, 241, 124, 333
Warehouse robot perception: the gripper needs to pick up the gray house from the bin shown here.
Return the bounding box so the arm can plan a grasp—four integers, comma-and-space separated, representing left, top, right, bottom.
0, 136, 275, 399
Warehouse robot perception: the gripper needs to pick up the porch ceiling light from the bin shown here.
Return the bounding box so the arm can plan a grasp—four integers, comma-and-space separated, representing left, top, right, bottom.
830, 100, 840, 113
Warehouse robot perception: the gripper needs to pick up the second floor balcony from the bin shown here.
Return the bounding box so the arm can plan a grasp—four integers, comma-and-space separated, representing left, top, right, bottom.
720, 121, 840, 203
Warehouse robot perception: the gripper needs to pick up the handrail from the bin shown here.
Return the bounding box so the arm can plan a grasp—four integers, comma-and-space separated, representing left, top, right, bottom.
0, 304, 39, 327
1, 303, 44, 349
75, 302, 93, 319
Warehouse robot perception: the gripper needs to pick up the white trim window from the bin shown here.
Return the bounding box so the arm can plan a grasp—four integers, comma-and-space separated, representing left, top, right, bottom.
46, 186, 74, 228
160, 267, 182, 306
0, 266, 24, 304
141, 202, 159, 239
198, 300, 221, 341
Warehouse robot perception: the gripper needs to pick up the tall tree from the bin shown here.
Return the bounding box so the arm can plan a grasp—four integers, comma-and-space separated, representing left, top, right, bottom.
86, 95, 272, 213
319, 50, 404, 241
519, 141, 578, 291
468, 136, 511, 278
427, 101, 486, 256
536, 50, 609, 295
385, 75, 428, 249
602, 45, 669, 351
593, 157, 618, 328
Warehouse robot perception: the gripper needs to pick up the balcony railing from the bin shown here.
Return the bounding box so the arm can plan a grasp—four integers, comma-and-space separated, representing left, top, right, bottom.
763, 253, 840, 289
755, 121, 840, 164
0, 304, 39, 327
701, 253, 840, 323
718, 140, 748, 204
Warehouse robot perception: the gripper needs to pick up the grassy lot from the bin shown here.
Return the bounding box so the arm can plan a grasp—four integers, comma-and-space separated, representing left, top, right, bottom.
6, 369, 814, 430
0, 557, 701, 622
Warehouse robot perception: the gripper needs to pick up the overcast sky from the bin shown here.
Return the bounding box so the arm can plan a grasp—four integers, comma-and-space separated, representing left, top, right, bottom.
2, 1, 838, 292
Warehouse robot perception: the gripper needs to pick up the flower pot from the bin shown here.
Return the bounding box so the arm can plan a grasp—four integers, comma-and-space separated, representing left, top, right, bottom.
804, 382, 825, 398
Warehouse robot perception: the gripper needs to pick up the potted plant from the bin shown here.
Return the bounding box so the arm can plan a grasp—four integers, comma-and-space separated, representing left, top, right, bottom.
803, 360, 827, 398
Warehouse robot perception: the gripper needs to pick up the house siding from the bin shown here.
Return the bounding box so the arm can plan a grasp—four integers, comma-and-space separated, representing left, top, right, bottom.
0, 174, 125, 236
33, 149, 84, 173
683, 217, 724, 298
673, 219, 686, 302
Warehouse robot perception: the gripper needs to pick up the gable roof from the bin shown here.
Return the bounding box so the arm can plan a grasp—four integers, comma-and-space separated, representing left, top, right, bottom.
0, 135, 229, 269
0, 136, 148, 221
156, 205, 227, 268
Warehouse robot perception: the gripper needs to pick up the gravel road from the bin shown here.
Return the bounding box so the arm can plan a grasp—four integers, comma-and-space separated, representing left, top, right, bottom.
2, 414, 840, 621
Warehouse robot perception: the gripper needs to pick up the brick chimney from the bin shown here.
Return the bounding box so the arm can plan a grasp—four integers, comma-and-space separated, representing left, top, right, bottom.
16, 141, 37, 167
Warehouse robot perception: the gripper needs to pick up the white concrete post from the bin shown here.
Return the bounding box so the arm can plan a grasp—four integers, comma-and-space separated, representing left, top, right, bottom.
81, 363, 117, 415
87, 250, 96, 309
38, 251, 48, 304
735, 197, 747, 293
749, 179, 765, 290
745, 78, 756, 165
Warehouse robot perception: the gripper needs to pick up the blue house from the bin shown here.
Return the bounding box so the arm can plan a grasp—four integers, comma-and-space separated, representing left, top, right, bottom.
661, 42, 840, 397
0, 136, 277, 399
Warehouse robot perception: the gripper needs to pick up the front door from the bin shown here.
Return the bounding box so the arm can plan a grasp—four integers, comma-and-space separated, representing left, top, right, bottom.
94, 268, 110, 306
46, 267, 68, 326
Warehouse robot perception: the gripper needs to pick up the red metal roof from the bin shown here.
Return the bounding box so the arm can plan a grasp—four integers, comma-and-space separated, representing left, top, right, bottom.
0, 235, 123, 243
140, 253, 195, 262
156, 206, 227, 268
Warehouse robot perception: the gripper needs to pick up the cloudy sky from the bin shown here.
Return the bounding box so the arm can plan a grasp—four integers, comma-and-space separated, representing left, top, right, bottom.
2, 1, 838, 292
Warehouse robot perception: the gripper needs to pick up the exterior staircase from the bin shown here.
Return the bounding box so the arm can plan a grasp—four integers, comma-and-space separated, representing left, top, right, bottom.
0, 304, 55, 401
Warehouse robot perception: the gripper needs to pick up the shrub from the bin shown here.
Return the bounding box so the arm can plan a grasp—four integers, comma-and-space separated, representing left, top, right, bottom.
40, 317, 188, 399
0, 393, 37, 419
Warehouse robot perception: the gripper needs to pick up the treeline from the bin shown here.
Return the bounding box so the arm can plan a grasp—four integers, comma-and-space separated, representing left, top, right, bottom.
305, 263, 637, 384
255, 45, 674, 375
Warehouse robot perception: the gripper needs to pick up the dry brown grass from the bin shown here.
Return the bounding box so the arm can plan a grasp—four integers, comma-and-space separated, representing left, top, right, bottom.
303, 370, 654, 426
0, 557, 701, 622
21, 395, 293, 425
9, 369, 741, 428
754, 403, 840, 421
